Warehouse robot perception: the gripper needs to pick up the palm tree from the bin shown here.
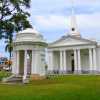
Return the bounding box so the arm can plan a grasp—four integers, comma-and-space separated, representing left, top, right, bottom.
5, 36, 13, 70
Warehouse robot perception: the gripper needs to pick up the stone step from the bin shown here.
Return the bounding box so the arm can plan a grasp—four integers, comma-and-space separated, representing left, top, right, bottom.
7, 77, 22, 82
2, 75, 23, 83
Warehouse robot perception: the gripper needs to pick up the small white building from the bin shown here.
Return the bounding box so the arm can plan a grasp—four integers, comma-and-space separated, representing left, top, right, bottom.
12, 28, 47, 81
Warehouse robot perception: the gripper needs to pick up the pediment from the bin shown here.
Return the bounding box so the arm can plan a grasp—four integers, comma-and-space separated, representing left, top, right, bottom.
48, 35, 97, 47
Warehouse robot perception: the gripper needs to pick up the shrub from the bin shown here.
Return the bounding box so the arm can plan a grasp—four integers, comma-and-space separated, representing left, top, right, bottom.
0, 70, 12, 81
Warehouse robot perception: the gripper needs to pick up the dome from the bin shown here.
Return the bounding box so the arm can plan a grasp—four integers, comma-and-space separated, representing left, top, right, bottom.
18, 28, 40, 35
14, 28, 46, 44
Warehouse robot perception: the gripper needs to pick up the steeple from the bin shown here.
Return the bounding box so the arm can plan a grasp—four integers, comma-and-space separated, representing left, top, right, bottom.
70, 0, 81, 37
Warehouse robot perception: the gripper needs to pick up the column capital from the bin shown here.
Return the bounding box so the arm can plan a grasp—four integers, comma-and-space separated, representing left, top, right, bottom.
59, 50, 64, 52
89, 48, 93, 50
24, 49, 28, 52
73, 49, 77, 51
47, 49, 53, 52
77, 49, 81, 51
48, 50, 53, 53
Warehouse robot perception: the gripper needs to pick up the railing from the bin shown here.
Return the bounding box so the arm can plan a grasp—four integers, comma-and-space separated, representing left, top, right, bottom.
47, 70, 99, 75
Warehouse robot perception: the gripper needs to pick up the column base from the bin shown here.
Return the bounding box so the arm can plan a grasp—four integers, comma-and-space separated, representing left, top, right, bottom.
74, 70, 82, 74
23, 75, 29, 84
63, 71, 67, 74
59, 70, 67, 74
47, 70, 53, 74
59, 70, 63, 74
89, 70, 98, 74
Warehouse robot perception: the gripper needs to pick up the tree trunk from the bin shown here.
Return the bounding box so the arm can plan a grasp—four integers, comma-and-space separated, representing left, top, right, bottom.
9, 51, 12, 71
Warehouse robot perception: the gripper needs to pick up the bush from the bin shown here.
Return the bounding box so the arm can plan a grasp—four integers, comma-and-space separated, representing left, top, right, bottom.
0, 70, 12, 81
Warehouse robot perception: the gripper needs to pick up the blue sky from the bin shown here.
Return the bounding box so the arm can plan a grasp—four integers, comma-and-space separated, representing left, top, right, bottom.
1, 0, 100, 57
29, 0, 100, 41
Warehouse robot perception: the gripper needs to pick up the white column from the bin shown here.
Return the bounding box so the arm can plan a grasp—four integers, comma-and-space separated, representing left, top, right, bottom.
24, 50, 28, 77
48, 51, 54, 73
77, 49, 81, 73
60, 51, 63, 73
93, 48, 97, 72
12, 51, 17, 74
74, 49, 78, 73
31, 50, 36, 74
16, 51, 19, 75
32, 49, 40, 74
63, 50, 67, 73
89, 48, 93, 72
35, 50, 40, 74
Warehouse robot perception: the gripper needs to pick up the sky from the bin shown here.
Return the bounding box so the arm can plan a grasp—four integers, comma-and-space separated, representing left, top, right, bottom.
1, 0, 100, 57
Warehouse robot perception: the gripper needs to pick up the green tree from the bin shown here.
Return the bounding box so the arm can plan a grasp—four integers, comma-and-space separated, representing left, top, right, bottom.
5, 35, 13, 61
0, 0, 32, 69
0, 0, 32, 39
5, 34, 13, 69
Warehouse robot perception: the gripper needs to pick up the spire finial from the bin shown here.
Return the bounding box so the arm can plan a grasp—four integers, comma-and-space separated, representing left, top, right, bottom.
70, 0, 81, 37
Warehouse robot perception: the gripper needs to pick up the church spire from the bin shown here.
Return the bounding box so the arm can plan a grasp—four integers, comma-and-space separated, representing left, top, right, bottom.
70, 0, 81, 37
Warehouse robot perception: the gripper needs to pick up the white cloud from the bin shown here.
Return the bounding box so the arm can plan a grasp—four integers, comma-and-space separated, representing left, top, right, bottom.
73, 0, 99, 6
30, 0, 100, 15
30, 0, 100, 42
32, 12, 100, 35
77, 12, 100, 30
33, 15, 68, 30
32, 0, 100, 6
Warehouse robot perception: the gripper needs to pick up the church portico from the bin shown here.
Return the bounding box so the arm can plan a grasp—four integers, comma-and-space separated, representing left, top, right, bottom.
48, 45, 97, 75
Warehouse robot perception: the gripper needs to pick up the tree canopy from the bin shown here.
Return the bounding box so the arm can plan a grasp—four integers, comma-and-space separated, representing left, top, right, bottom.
0, 0, 32, 39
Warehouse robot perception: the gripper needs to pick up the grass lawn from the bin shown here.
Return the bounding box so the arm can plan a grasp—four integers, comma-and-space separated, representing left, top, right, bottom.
0, 75, 99, 100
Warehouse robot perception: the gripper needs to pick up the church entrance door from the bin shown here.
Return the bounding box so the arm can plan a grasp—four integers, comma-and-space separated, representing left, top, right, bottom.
71, 59, 74, 73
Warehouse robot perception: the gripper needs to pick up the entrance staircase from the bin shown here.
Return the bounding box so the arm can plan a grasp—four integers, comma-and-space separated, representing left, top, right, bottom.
2, 74, 45, 84
2, 75, 23, 83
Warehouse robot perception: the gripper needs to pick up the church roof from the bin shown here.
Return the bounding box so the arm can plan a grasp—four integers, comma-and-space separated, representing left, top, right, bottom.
14, 28, 46, 44
48, 35, 97, 48
18, 28, 40, 35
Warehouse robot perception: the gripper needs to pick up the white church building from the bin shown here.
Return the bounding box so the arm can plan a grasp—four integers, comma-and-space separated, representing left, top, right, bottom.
47, 3, 100, 75
10, 20, 100, 83
47, 33, 99, 74
7, 2, 100, 83
47, 11, 100, 75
